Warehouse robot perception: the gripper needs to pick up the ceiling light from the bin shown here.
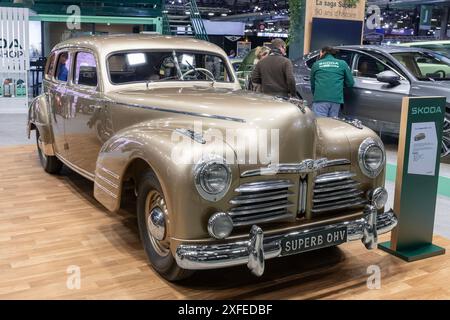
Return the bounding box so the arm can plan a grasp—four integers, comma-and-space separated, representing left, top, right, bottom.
208, 12, 214, 16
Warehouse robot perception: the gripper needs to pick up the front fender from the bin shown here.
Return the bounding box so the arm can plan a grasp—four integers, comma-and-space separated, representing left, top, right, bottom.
94, 124, 239, 241
315, 117, 385, 189
28, 94, 54, 154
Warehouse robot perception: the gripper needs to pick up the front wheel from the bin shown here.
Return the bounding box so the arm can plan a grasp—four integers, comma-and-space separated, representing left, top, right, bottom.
136, 170, 194, 281
36, 130, 62, 174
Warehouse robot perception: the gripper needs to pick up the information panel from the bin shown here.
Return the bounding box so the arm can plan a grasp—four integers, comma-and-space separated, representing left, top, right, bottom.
379, 97, 446, 262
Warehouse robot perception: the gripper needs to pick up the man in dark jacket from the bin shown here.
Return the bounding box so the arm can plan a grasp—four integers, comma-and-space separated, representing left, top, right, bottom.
310, 46, 355, 117
251, 38, 297, 97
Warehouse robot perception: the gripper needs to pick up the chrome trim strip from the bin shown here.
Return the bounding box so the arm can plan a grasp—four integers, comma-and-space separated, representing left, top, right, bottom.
94, 181, 118, 199
229, 191, 294, 205
323, 159, 351, 167
175, 208, 398, 271
298, 179, 307, 214
115, 102, 246, 123
301, 180, 307, 213
315, 171, 356, 183
99, 166, 120, 180
311, 199, 367, 213
55, 153, 95, 181
298, 179, 304, 214
233, 213, 293, 227
235, 180, 294, 193
240, 158, 349, 177
229, 201, 294, 216
314, 188, 361, 199
97, 173, 119, 190
313, 190, 364, 203
313, 181, 361, 193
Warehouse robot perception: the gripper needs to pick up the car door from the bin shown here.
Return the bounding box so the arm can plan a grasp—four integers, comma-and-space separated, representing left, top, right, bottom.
342, 51, 411, 134
64, 50, 109, 176
47, 50, 72, 158
295, 53, 317, 103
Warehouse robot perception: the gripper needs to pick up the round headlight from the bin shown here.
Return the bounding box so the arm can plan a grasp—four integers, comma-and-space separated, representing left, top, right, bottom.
194, 159, 232, 201
208, 212, 233, 239
358, 138, 385, 178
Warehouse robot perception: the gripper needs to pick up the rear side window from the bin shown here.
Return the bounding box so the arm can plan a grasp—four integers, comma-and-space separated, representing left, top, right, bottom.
74, 52, 98, 87
335, 51, 354, 67
55, 51, 71, 82
45, 53, 56, 80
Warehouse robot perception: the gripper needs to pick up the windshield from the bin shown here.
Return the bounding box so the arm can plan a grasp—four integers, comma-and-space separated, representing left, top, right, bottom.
108, 50, 233, 84
391, 51, 450, 81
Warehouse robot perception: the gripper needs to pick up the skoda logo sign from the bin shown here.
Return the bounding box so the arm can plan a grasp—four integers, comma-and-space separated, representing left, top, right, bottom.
411, 106, 442, 115
0, 38, 24, 59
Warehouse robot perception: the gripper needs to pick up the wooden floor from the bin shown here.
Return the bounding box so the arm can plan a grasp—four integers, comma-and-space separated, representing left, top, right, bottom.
1, 144, 450, 300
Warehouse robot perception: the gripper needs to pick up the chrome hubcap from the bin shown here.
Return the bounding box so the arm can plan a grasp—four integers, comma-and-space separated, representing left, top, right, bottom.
442, 116, 450, 158
145, 190, 170, 257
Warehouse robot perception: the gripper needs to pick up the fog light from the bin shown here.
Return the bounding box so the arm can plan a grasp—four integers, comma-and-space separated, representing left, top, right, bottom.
368, 187, 388, 210
208, 212, 233, 239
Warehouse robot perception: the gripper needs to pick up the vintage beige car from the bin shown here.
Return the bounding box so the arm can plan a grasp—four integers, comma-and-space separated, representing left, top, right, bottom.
28, 34, 397, 281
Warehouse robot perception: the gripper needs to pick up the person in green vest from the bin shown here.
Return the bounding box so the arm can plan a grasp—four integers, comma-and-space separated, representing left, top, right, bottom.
310, 47, 355, 117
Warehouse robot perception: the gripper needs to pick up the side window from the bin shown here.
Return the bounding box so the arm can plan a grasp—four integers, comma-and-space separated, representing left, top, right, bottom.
55, 51, 71, 82
355, 54, 390, 78
74, 52, 98, 87
335, 50, 354, 67
45, 53, 56, 80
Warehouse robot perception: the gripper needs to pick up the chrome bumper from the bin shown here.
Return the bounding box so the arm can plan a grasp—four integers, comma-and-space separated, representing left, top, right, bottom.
175, 205, 398, 276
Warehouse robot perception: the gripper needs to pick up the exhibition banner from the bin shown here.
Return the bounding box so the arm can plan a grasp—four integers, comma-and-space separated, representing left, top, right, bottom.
0, 6, 29, 109
303, 0, 366, 54
379, 97, 446, 261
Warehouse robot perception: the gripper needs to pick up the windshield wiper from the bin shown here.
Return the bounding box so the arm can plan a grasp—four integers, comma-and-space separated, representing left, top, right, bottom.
146, 76, 180, 88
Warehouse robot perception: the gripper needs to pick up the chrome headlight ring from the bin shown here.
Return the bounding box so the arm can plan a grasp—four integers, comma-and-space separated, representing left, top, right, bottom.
194, 157, 232, 202
358, 137, 386, 178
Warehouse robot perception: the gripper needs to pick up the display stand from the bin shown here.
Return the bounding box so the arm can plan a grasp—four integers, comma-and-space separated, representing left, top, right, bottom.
379, 97, 446, 262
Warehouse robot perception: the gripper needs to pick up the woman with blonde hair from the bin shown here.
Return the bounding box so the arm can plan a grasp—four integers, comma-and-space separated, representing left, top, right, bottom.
252, 46, 271, 92
254, 46, 271, 64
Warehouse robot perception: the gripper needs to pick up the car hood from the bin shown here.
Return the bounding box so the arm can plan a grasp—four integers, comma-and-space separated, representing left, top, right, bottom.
106, 86, 304, 122
105, 86, 317, 167
412, 81, 450, 104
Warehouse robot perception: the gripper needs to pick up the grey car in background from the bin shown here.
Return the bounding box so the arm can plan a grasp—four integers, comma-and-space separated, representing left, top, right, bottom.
293, 45, 450, 157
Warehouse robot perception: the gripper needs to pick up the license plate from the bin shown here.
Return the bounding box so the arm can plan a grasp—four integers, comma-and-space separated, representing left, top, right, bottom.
280, 226, 347, 256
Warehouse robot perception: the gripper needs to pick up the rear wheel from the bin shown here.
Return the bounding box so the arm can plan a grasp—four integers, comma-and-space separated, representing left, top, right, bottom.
36, 130, 62, 174
136, 170, 194, 281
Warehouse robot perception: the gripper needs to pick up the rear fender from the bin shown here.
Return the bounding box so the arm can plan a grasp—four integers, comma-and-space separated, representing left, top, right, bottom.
28, 94, 55, 155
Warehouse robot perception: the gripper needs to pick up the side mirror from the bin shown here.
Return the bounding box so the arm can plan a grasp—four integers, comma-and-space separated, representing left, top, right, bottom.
377, 70, 401, 86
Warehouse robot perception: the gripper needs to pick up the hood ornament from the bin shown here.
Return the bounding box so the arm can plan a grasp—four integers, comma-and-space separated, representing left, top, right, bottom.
241, 158, 339, 177
273, 96, 307, 114
333, 117, 363, 129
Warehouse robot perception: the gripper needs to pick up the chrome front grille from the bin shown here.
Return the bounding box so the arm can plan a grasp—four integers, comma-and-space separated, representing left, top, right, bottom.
229, 180, 295, 226
312, 171, 367, 214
